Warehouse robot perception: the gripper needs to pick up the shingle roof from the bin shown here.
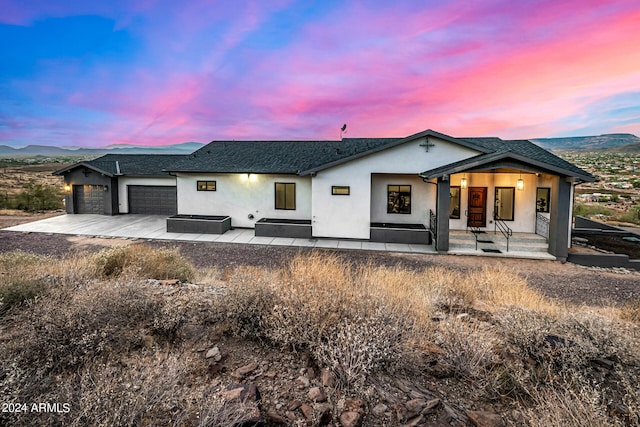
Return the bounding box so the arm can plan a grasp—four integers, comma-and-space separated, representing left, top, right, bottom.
167, 138, 401, 174
54, 154, 186, 177
421, 138, 595, 182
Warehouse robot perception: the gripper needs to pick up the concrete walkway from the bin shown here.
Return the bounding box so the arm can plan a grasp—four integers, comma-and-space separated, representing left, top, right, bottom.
2, 214, 437, 254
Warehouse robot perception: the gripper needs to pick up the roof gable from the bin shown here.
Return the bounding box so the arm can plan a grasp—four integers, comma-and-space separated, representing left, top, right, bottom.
54, 154, 186, 177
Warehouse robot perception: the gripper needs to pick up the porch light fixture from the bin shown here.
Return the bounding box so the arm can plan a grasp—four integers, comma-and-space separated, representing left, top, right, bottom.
516, 173, 524, 191
103, 185, 109, 192
63, 184, 71, 193
460, 175, 468, 189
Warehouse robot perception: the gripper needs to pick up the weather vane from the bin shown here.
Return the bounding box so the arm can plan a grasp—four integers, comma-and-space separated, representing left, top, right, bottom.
340, 123, 347, 139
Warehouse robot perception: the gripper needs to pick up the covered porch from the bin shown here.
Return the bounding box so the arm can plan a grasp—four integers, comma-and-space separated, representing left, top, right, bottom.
420, 150, 593, 261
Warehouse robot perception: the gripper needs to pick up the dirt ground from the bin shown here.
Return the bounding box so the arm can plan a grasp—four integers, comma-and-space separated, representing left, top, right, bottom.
1, 212, 639, 307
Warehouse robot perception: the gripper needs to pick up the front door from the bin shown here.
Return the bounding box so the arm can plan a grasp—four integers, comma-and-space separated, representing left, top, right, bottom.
467, 187, 487, 227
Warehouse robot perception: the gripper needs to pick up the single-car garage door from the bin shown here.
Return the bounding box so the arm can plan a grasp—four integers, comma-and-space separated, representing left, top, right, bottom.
74, 185, 104, 214
128, 185, 177, 215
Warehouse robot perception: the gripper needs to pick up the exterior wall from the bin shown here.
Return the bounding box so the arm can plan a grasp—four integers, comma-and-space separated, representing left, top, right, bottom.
448, 172, 554, 233
176, 173, 312, 228
61, 168, 117, 215
370, 174, 435, 224
117, 177, 176, 214
312, 136, 480, 239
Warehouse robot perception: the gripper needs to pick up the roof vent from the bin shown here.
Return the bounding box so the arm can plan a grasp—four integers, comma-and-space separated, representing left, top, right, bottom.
115, 161, 121, 175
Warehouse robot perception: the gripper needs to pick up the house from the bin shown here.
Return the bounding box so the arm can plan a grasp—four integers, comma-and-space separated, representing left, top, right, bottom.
54, 129, 594, 260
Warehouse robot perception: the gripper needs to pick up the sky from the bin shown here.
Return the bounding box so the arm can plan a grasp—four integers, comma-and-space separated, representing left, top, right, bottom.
1, 0, 639, 148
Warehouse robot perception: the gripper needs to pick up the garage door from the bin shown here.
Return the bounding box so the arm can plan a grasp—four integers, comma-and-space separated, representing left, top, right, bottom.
74, 185, 104, 214
128, 185, 177, 215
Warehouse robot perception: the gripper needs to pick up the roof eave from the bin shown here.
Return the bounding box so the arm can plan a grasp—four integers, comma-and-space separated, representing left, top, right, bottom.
52, 162, 115, 177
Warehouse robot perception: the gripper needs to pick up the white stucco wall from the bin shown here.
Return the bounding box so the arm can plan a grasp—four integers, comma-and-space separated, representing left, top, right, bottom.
448, 172, 555, 233
312, 136, 480, 239
118, 177, 176, 214
370, 174, 435, 224
176, 173, 311, 228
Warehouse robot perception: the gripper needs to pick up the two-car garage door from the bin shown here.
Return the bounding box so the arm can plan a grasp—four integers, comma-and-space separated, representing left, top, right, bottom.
128, 185, 177, 215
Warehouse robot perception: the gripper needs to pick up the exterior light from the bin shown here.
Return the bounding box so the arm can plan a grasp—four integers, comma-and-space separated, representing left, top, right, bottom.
460, 176, 467, 189
103, 185, 109, 192
64, 184, 71, 193
517, 173, 524, 191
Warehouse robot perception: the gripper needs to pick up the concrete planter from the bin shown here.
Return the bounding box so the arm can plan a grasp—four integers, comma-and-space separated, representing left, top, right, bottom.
166, 215, 231, 234
255, 218, 312, 238
370, 222, 431, 244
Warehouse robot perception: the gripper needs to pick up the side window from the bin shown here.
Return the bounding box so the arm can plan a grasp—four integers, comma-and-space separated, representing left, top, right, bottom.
536, 187, 550, 213
275, 183, 296, 210
450, 186, 460, 219
495, 187, 515, 220
387, 185, 411, 214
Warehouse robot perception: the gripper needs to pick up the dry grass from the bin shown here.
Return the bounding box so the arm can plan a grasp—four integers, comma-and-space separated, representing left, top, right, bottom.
1, 246, 639, 426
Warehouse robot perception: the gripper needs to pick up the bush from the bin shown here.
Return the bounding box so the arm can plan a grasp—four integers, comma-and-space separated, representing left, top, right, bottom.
0, 251, 52, 314
95, 244, 195, 281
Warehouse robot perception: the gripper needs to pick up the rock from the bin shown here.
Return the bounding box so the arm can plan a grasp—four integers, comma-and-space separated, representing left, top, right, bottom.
306, 367, 317, 380
340, 411, 362, 427
160, 279, 180, 285
372, 403, 388, 416
219, 383, 263, 425
309, 386, 327, 402
466, 410, 505, 427
300, 403, 313, 421
315, 403, 333, 426
405, 399, 426, 417
220, 383, 260, 403
296, 375, 310, 388
265, 409, 287, 425
264, 370, 277, 378
345, 398, 365, 413
394, 403, 409, 423
289, 400, 302, 411
422, 398, 441, 415
321, 368, 337, 388
403, 414, 426, 426
233, 362, 259, 379
205, 346, 222, 361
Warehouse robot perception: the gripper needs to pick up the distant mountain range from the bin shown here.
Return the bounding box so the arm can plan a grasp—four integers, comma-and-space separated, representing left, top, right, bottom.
1, 134, 639, 156
530, 133, 640, 152
0, 142, 205, 157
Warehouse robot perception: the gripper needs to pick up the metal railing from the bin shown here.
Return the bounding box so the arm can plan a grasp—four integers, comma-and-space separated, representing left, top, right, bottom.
429, 209, 437, 246
535, 212, 550, 241
493, 212, 513, 252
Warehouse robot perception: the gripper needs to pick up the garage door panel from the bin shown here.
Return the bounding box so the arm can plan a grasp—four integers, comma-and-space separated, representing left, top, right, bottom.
74, 185, 103, 214
128, 186, 177, 215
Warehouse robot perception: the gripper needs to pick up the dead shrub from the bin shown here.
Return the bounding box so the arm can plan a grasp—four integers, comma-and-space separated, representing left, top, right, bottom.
620, 299, 640, 323
94, 244, 195, 281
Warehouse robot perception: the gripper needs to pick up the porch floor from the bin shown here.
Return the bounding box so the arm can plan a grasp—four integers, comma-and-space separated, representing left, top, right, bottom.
447, 229, 555, 260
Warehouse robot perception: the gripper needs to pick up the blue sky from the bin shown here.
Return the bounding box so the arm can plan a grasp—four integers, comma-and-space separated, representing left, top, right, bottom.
1, 0, 639, 147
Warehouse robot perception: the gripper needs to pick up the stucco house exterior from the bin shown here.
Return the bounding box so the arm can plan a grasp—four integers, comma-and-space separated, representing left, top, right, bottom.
54, 129, 594, 260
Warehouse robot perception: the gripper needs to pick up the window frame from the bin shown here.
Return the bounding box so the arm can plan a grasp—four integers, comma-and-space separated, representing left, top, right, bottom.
331, 186, 350, 196
449, 186, 461, 219
536, 187, 551, 213
197, 180, 217, 191
494, 187, 515, 221
275, 182, 296, 210
387, 184, 412, 214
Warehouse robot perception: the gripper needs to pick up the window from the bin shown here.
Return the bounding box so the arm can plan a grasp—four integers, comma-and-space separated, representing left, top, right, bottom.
387, 185, 411, 214
197, 181, 216, 191
536, 187, 550, 213
494, 187, 515, 221
332, 186, 350, 195
450, 186, 460, 219
275, 183, 296, 210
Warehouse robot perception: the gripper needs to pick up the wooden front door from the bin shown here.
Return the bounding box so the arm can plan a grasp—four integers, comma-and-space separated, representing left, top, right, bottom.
467, 187, 487, 227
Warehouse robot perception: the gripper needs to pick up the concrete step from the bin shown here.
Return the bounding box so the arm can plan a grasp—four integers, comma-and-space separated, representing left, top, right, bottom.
449, 234, 549, 253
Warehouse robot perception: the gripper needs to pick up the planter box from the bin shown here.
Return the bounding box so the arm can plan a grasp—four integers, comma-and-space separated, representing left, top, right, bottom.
255, 218, 312, 238
370, 222, 431, 244
166, 215, 231, 234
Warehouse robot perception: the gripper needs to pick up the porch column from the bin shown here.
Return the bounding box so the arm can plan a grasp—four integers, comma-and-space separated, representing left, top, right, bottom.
436, 176, 450, 252
548, 176, 572, 261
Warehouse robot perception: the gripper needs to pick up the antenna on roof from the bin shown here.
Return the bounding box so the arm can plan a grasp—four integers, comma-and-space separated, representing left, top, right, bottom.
340, 123, 347, 140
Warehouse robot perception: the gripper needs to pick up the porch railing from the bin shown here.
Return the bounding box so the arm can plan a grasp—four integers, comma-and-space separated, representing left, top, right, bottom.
429, 209, 437, 246
494, 212, 513, 252
535, 212, 550, 241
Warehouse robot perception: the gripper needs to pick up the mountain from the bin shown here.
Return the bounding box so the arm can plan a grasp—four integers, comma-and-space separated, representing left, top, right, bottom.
530, 134, 640, 151
0, 142, 205, 157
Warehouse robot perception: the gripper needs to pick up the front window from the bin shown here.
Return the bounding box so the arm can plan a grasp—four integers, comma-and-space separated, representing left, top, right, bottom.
197, 181, 216, 191
387, 185, 411, 214
275, 183, 296, 210
495, 187, 515, 220
536, 187, 550, 213
450, 186, 460, 219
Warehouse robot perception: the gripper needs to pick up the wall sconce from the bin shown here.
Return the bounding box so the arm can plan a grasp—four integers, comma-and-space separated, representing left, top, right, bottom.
516, 173, 524, 191
103, 185, 109, 192
64, 184, 71, 193
460, 175, 468, 189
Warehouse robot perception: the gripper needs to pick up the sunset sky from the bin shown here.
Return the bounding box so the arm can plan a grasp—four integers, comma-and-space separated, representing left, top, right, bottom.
1, 0, 639, 148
